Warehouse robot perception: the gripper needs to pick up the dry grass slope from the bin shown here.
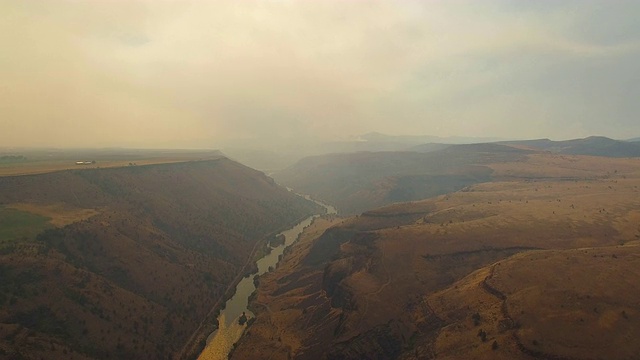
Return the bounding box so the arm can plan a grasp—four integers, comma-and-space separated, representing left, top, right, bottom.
0, 158, 321, 360
232, 153, 640, 360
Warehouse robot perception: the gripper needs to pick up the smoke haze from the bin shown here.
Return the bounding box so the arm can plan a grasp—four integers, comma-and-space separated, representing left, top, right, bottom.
2, 0, 639, 149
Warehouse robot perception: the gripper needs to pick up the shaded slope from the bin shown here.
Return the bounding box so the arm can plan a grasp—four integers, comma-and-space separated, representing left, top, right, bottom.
0, 158, 321, 360
273, 144, 530, 215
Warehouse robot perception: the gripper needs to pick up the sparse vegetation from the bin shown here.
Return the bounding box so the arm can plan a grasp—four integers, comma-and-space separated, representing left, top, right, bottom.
0, 158, 321, 360
477, 329, 487, 342
0, 207, 51, 246
472, 312, 481, 326
0, 155, 26, 163
231, 152, 640, 360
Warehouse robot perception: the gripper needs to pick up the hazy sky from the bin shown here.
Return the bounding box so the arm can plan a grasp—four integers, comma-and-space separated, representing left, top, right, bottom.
2, 0, 639, 148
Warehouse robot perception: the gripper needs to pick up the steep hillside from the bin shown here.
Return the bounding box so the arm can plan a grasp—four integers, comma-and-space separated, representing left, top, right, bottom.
273, 144, 530, 214
232, 153, 640, 360
0, 158, 321, 360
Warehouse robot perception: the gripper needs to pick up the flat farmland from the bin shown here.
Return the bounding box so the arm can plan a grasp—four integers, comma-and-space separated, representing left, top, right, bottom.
0, 149, 224, 176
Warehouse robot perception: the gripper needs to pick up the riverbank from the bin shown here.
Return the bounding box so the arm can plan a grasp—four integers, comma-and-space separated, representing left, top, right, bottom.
195, 214, 322, 360
176, 212, 321, 360
227, 216, 344, 359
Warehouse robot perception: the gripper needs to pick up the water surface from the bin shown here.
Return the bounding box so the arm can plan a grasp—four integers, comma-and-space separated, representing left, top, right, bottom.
197, 198, 335, 360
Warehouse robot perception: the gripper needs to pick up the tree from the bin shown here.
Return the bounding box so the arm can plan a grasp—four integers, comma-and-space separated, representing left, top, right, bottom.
472, 312, 481, 326
477, 329, 487, 342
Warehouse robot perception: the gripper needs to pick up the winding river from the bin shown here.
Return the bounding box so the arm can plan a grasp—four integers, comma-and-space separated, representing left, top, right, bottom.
197, 196, 336, 360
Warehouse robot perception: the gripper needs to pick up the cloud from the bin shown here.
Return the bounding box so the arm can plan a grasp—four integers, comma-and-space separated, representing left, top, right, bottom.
1, 0, 639, 148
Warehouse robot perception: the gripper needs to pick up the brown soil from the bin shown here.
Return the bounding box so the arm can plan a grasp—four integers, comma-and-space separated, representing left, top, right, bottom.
0, 158, 321, 360
232, 153, 640, 360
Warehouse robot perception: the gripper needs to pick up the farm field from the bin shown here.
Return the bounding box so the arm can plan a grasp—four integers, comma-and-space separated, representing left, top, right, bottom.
0, 149, 224, 176
0, 206, 51, 246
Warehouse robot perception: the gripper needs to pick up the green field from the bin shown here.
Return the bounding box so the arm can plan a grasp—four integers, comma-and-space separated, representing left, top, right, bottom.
0, 206, 51, 244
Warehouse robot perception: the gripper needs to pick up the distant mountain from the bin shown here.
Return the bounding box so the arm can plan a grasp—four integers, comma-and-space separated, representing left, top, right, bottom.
440, 142, 533, 155
627, 137, 640, 142
221, 148, 300, 174
274, 136, 640, 215
316, 139, 420, 154
273, 144, 530, 215
310, 132, 501, 159
221, 133, 506, 172
358, 132, 504, 144
501, 136, 640, 157
407, 142, 452, 153
356, 131, 442, 144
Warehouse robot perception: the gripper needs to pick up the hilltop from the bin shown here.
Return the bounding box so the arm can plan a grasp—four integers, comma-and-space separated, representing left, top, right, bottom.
501, 136, 640, 157
0, 158, 322, 359
273, 137, 640, 215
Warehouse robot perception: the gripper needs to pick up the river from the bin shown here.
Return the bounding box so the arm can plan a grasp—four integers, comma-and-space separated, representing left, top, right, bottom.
197, 197, 336, 360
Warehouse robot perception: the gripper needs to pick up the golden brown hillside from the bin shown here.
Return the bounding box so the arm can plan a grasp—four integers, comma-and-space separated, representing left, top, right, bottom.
231, 153, 640, 360
427, 244, 640, 360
